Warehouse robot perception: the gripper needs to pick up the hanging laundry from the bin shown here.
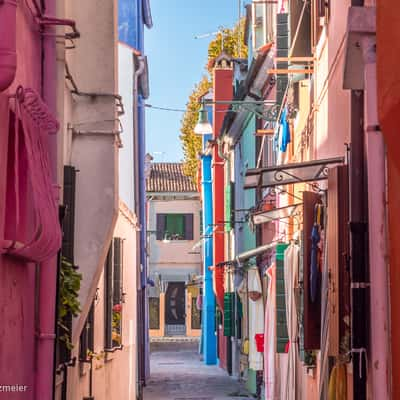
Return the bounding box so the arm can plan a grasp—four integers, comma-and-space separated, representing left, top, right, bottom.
264, 264, 280, 399
328, 363, 347, 400
283, 243, 300, 400
248, 266, 264, 371
279, 108, 291, 153
310, 204, 323, 303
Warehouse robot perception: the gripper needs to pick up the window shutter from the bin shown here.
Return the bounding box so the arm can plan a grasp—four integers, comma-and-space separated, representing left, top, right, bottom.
276, 243, 289, 353
62, 166, 76, 262
59, 165, 76, 365
302, 191, 321, 350
156, 214, 166, 240
104, 245, 113, 349
298, 234, 305, 361
327, 166, 350, 356
289, 0, 311, 58
225, 185, 232, 232
200, 210, 203, 236
184, 214, 194, 240
276, 13, 289, 106
79, 302, 94, 361
87, 302, 95, 353
113, 238, 123, 305
312, 0, 324, 47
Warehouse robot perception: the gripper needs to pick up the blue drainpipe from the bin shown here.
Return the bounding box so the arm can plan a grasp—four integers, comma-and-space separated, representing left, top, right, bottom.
136, 0, 150, 383
201, 132, 217, 365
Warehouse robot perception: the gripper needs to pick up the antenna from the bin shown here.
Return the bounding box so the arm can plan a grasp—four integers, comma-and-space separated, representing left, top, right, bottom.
194, 25, 227, 50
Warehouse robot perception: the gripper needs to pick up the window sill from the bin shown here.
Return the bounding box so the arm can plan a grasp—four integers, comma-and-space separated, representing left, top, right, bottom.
156, 240, 193, 243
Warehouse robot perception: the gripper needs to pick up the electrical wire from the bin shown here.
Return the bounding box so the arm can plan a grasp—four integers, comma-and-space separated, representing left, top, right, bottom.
143, 103, 270, 114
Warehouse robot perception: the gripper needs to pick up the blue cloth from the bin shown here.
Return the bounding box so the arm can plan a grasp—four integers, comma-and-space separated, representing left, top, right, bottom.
310, 224, 320, 303
279, 108, 290, 153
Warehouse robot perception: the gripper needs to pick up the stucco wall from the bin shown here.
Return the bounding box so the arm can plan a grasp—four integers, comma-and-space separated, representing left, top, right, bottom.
118, 43, 135, 210
67, 203, 138, 400
148, 197, 202, 272
62, 0, 120, 342
314, 0, 351, 160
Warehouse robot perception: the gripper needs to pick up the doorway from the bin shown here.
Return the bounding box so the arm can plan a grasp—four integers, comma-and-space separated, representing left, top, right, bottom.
165, 282, 186, 336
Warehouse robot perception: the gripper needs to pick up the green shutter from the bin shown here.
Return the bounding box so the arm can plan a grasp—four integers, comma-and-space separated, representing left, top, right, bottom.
165, 214, 185, 239
276, 243, 289, 353
223, 292, 234, 336
225, 185, 231, 232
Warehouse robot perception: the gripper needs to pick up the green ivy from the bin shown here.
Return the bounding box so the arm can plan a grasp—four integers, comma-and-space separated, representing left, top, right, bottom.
58, 257, 82, 349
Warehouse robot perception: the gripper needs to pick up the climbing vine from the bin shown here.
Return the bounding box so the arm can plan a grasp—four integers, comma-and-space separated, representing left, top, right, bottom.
58, 257, 82, 349
180, 18, 247, 182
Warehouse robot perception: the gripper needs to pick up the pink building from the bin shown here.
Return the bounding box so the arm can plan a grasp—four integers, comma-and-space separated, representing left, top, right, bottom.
0, 0, 64, 398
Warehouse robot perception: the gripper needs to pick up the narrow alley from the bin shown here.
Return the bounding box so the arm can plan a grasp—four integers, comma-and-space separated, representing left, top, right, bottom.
1, 1, 399, 400
144, 341, 249, 400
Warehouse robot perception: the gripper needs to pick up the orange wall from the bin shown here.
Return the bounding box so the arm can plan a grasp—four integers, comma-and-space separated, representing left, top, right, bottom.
388, 156, 400, 398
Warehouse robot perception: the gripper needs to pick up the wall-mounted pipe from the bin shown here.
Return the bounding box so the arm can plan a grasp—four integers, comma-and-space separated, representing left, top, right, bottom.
0, 0, 17, 92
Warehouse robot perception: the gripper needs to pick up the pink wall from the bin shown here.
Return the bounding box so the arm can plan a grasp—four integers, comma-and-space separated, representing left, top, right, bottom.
0, 1, 53, 398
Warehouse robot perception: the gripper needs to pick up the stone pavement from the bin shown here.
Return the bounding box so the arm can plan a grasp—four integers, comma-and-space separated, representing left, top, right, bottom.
144, 341, 251, 400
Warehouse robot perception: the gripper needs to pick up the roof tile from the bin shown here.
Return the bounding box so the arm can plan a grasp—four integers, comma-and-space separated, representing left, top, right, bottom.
146, 163, 197, 193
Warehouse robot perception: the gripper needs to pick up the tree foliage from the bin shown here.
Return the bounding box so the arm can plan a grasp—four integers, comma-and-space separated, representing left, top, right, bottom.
180, 18, 247, 182
180, 76, 212, 181
208, 19, 248, 63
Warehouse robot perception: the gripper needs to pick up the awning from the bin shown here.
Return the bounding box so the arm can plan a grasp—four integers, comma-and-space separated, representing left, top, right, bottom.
236, 242, 276, 264
251, 203, 302, 225
244, 156, 345, 189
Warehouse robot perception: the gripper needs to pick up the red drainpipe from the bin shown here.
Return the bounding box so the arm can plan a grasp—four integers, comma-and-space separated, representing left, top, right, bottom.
212, 58, 233, 370
0, 0, 17, 92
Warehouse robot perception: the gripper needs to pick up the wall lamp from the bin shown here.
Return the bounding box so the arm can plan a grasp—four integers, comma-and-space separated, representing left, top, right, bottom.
194, 98, 278, 135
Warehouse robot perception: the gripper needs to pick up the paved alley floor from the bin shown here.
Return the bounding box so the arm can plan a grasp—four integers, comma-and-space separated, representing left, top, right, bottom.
144, 341, 250, 400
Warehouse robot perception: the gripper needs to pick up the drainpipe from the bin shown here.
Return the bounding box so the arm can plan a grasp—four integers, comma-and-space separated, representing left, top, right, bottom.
349, 0, 369, 398
36, 0, 59, 399
133, 54, 145, 400
362, 27, 391, 399
0, 0, 17, 91
202, 134, 217, 365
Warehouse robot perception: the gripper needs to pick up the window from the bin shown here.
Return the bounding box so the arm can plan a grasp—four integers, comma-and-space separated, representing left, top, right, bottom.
156, 214, 194, 241
57, 165, 77, 366
79, 302, 94, 362
312, 0, 330, 48
104, 238, 124, 349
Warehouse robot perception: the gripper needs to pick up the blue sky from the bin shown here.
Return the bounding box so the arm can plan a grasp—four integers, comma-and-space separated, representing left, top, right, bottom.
145, 1, 241, 162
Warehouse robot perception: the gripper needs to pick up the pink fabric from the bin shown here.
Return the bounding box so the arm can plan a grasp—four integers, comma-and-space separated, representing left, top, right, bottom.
1, 86, 61, 262
264, 264, 279, 399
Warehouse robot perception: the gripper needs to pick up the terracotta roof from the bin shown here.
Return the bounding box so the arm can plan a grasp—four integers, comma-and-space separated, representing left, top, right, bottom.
146, 163, 197, 193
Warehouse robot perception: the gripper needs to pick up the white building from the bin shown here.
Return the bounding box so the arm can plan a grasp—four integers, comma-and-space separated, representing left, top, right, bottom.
146, 163, 202, 337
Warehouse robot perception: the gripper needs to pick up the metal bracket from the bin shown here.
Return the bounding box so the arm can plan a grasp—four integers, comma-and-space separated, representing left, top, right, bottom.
351, 282, 370, 289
